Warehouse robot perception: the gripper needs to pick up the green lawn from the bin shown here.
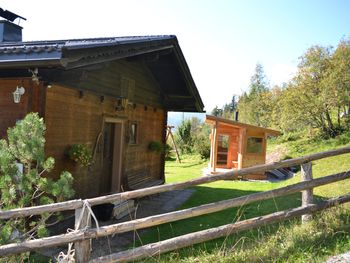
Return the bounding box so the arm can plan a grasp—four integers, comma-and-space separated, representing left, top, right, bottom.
135, 135, 350, 262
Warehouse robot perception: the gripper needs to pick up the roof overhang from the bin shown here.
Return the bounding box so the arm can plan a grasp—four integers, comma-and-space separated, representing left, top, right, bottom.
205, 115, 281, 136
0, 36, 204, 112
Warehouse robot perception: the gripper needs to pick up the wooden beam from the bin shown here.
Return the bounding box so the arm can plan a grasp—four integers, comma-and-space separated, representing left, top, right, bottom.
1, 146, 350, 220
212, 122, 218, 172
166, 94, 193, 99
90, 194, 350, 263
0, 171, 349, 257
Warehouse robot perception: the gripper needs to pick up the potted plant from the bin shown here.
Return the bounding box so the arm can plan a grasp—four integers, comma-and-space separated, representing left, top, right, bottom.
68, 143, 93, 167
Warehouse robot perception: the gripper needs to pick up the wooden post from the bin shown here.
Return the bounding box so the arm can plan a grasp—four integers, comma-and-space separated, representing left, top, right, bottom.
212, 122, 218, 173
166, 126, 181, 163
74, 207, 91, 262
301, 162, 313, 223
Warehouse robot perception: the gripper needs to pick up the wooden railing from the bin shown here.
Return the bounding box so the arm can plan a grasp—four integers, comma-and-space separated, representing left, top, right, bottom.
1, 146, 350, 262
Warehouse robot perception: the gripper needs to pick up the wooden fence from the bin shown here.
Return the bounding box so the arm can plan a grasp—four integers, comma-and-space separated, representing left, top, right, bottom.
0, 146, 350, 262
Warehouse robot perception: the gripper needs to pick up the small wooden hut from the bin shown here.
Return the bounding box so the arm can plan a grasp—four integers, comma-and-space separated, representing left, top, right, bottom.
205, 115, 280, 179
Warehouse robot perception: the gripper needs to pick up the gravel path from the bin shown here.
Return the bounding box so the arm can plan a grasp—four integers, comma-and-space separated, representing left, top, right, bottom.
326, 252, 350, 263
90, 188, 195, 259
44, 189, 195, 260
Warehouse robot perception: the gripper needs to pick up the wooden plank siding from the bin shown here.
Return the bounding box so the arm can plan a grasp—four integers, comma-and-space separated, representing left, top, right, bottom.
0, 78, 45, 138
0, 58, 167, 198
241, 129, 267, 179
59, 59, 164, 109
44, 59, 166, 198
206, 115, 280, 180
44, 87, 166, 198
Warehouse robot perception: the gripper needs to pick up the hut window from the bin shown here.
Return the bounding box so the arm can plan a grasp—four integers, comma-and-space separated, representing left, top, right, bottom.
247, 137, 263, 154
129, 123, 138, 144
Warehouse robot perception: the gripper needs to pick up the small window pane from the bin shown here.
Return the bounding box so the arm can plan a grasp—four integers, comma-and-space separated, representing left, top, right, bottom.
129, 123, 138, 144
247, 137, 263, 153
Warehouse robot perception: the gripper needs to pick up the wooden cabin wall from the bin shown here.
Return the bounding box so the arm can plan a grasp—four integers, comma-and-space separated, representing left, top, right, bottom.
58, 59, 163, 109
242, 129, 267, 179
45, 85, 165, 198
0, 79, 45, 138
44, 59, 166, 198
216, 124, 240, 168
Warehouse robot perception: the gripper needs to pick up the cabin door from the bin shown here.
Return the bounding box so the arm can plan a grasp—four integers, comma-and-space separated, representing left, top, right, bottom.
216, 134, 230, 168
100, 120, 124, 194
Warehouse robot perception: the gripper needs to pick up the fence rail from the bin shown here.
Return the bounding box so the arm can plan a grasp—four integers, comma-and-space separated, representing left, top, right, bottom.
1, 146, 350, 262
91, 193, 350, 263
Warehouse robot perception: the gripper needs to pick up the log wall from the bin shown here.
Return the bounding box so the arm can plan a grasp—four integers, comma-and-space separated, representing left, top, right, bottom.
0, 59, 167, 198
0, 79, 45, 138
241, 129, 267, 179
45, 87, 165, 198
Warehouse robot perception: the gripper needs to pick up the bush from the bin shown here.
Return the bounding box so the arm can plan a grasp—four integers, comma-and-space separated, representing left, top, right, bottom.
0, 113, 75, 261
193, 134, 211, 159
164, 143, 174, 159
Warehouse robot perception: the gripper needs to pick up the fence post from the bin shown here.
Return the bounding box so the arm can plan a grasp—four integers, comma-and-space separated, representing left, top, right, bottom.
74, 207, 91, 262
301, 162, 313, 223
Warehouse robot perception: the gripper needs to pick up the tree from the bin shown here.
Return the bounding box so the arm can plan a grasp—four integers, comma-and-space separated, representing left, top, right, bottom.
175, 119, 193, 154
193, 123, 211, 159
237, 63, 272, 127
211, 106, 223, 117
249, 62, 269, 95
290, 45, 338, 137
0, 113, 75, 261
327, 39, 350, 126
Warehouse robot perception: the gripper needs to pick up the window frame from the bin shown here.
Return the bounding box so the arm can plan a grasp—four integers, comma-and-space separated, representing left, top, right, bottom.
246, 136, 264, 154
128, 121, 138, 145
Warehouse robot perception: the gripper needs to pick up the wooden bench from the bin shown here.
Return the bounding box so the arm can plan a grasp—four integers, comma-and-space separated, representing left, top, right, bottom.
126, 169, 163, 190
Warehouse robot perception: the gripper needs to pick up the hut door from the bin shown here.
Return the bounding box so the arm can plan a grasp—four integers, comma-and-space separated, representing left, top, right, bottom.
216, 134, 230, 167
101, 121, 123, 194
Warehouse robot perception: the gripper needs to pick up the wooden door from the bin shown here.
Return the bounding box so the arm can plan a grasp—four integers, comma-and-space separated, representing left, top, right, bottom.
100, 120, 124, 195
216, 134, 230, 167
100, 123, 115, 195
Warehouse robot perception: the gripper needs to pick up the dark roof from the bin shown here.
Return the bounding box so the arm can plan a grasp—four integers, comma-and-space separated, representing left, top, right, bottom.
0, 35, 175, 68
0, 8, 26, 22
0, 35, 204, 112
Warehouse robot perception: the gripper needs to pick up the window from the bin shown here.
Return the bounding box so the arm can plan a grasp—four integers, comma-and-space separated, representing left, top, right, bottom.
129, 122, 138, 144
247, 137, 263, 154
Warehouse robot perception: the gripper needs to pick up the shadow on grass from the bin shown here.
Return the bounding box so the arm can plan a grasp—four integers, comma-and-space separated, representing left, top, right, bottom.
135, 185, 327, 254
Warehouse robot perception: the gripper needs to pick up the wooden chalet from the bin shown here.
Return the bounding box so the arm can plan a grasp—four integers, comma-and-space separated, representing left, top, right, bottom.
0, 18, 204, 198
206, 115, 280, 179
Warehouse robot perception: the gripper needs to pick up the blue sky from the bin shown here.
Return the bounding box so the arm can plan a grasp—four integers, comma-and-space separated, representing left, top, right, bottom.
2, 0, 350, 112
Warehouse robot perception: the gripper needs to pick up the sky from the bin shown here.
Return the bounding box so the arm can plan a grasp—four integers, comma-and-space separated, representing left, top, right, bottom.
2, 0, 350, 113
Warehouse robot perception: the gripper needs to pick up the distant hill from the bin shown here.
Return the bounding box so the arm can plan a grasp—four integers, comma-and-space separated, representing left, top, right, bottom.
167, 112, 206, 129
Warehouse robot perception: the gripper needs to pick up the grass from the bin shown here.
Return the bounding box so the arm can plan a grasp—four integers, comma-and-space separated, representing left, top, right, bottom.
133, 132, 350, 262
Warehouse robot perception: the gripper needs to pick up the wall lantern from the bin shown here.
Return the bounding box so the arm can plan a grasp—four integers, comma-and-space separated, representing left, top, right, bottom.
13, 86, 25, 103
115, 97, 128, 111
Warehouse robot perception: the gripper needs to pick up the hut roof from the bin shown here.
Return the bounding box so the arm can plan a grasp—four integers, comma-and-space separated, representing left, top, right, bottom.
205, 115, 281, 136
0, 35, 204, 112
